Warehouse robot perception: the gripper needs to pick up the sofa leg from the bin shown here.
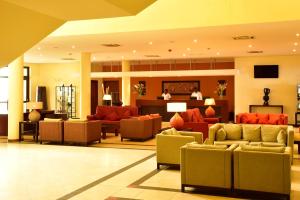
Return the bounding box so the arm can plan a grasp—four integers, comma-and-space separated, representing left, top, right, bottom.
181, 185, 185, 192
40, 140, 42, 144
121, 137, 123, 142
157, 163, 160, 170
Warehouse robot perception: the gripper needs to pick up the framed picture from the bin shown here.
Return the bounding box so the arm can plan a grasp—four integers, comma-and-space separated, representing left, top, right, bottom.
138, 81, 146, 95
162, 81, 200, 95
217, 80, 227, 96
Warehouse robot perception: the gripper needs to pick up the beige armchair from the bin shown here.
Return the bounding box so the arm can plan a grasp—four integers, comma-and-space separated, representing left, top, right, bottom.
64, 120, 101, 145
233, 146, 291, 198
181, 143, 238, 192
120, 118, 153, 141
156, 129, 203, 169
39, 119, 64, 144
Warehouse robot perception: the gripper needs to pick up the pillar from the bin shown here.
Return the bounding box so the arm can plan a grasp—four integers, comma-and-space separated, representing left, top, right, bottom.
80, 52, 91, 119
8, 55, 24, 141
122, 60, 131, 105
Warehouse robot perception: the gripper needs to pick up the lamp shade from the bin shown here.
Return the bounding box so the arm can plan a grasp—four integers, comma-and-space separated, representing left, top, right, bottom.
204, 98, 216, 106
167, 102, 187, 112
26, 102, 43, 110
103, 94, 112, 100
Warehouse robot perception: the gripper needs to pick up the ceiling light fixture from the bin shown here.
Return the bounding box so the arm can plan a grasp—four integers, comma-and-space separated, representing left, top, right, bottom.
148, 41, 153, 45
293, 49, 297, 52
182, 53, 186, 57
216, 52, 220, 55
193, 39, 198, 43
187, 48, 191, 51
132, 50, 137, 54
37, 47, 41, 50
233, 35, 255, 40
294, 42, 298, 46
296, 33, 300, 37
121, 56, 124, 59
248, 44, 253, 48
71, 45, 76, 49
92, 56, 96, 61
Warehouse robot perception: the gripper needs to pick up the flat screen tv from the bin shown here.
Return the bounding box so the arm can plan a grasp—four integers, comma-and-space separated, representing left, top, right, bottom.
254, 65, 279, 78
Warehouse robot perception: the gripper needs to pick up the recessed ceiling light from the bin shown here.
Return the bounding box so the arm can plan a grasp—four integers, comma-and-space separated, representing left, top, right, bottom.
248, 44, 253, 48
121, 56, 124, 59
37, 47, 41, 50
193, 39, 198, 43
71, 45, 76, 49
216, 52, 220, 55
187, 48, 191, 51
92, 56, 96, 61
293, 49, 297, 52
233, 35, 255, 40
296, 33, 300, 37
182, 53, 186, 57
148, 41, 153, 45
132, 50, 137, 54
294, 42, 298, 46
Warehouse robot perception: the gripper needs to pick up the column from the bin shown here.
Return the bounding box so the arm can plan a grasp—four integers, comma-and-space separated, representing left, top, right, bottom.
80, 52, 91, 119
8, 55, 24, 141
122, 60, 131, 106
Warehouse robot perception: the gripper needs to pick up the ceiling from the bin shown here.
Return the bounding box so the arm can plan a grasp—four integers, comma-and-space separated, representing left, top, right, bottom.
23, 0, 300, 63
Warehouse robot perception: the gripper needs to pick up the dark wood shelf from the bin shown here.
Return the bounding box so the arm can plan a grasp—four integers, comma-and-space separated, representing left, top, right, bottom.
249, 105, 283, 113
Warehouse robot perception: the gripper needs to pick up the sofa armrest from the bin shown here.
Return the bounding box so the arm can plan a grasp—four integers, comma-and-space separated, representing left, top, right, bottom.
87, 115, 96, 121
208, 123, 222, 143
182, 122, 208, 139
177, 131, 203, 144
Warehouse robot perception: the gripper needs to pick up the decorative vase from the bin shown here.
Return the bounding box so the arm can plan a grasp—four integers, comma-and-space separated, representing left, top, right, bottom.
263, 88, 270, 105
170, 112, 184, 130
205, 106, 215, 117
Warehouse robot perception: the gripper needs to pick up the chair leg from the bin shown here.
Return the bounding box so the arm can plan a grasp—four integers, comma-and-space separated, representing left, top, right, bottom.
40, 140, 42, 144
157, 163, 160, 170
121, 137, 123, 142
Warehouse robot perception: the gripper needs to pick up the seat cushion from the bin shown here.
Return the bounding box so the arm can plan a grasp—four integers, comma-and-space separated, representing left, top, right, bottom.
187, 143, 227, 149
214, 140, 249, 146
104, 112, 120, 121
192, 108, 204, 123
242, 125, 261, 142
262, 142, 286, 147
268, 114, 280, 124
224, 124, 242, 140
240, 144, 285, 153
161, 128, 180, 135
261, 125, 281, 142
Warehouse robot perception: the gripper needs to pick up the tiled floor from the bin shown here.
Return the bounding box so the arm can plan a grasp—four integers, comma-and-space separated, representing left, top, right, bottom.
0, 142, 299, 200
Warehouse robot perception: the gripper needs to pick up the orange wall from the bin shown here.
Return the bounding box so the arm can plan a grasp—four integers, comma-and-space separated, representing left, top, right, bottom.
130, 76, 235, 113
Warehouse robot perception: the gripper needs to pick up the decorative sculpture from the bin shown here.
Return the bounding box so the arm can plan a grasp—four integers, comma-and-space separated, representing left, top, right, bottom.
263, 88, 270, 105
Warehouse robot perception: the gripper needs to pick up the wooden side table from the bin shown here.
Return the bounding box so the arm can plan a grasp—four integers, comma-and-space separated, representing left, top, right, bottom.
19, 121, 39, 143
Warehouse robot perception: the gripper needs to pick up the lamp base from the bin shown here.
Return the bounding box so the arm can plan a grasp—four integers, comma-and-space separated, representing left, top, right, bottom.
170, 112, 184, 130
205, 106, 215, 117
28, 109, 41, 122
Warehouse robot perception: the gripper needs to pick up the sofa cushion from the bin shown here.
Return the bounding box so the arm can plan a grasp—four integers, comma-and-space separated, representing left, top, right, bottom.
187, 143, 227, 150
138, 115, 151, 120
277, 129, 287, 144
240, 144, 285, 153
262, 142, 286, 147
215, 128, 226, 141
268, 114, 280, 125
44, 118, 62, 122
192, 108, 204, 123
257, 113, 269, 124
224, 124, 242, 140
121, 110, 131, 119
161, 128, 179, 135
242, 125, 261, 141
246, 113, 258, 124
104, 112, 120, 121
261, 125, 281, 142
150, 113, 160, 118
214, 140, 249, 146
249, 142, 262, 146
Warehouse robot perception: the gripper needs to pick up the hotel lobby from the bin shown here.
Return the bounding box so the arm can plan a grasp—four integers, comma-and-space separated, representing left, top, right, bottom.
1, 0, 300, 199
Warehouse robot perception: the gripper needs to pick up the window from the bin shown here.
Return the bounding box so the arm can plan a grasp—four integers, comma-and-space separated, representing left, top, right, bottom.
0, 67, 30, 114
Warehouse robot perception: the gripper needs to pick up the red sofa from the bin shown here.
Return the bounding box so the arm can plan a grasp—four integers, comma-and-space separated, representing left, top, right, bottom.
236, 113, 288, 125
180, 108, 219, 140
87, 106, 139, 134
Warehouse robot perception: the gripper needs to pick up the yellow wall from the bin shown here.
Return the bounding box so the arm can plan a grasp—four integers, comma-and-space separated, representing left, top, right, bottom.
28, 62, 80, 117
235, 55, 300, 124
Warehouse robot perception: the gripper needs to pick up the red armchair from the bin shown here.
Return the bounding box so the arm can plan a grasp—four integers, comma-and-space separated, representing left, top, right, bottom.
236, 113, 288, 125
179, 108, 205, 139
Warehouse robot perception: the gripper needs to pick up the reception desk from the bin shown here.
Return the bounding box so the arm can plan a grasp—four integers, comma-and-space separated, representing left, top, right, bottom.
136, 99, 229, 122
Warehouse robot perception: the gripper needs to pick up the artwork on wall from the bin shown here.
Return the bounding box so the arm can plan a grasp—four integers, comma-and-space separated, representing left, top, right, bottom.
162, 81, 200, 95
217, 80, 227, 96
134, 81, 146, 96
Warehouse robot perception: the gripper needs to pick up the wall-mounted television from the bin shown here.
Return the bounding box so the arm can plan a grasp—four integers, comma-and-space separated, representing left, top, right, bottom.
254, 65, 279, 78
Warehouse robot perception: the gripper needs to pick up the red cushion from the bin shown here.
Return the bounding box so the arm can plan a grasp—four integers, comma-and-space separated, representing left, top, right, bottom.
269, 114, 280, 125
186, 109, 194, 122
192, 108, 204, 123
257, 113, 269, 124
138, 115, 151, 120
150, 113, 160, 118
121, 110, 131, 119
104, 112, 120, 121
180, 112, 189, 122
246, 113, 258, 124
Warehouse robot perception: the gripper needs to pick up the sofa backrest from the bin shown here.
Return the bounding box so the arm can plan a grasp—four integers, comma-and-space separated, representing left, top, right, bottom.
180, 108, 204, 123
94, 106, 138, 120
236, 113, 288, 125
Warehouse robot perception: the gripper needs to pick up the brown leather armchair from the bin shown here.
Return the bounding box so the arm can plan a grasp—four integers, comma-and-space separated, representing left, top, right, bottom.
64, 120, 101, 145
39, 119, 64, 144
120, 118, 153, 141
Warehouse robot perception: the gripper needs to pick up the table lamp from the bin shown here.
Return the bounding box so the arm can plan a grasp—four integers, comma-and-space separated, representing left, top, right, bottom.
167, 102, 187, 130
26, 102, 43, 122
103, 94, 112, 106
204, 98, 216, 117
